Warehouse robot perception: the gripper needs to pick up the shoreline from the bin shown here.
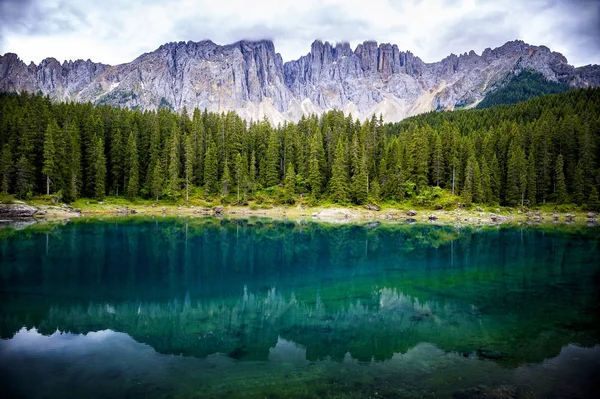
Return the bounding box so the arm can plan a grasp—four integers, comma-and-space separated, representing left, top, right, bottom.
3, 201, 598, 228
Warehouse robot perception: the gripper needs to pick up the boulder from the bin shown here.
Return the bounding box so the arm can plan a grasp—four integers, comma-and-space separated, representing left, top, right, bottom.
428, 214, 438, 221
365, 203, 380, 211
406, 210, 417, 216
586, 212, 597, 219
0, 203, 38, 218
565, 213, 575, 220
214, 206, 224, 214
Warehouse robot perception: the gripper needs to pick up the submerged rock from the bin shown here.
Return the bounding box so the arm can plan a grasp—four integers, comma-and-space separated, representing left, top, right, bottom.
0, 203, 38, 218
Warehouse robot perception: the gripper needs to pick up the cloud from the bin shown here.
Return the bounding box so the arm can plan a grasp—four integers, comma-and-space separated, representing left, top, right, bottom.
0, 0, 598, 66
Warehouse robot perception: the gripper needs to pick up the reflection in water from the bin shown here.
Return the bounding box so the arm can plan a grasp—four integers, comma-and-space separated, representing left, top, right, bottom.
1, 327, 599, 399
1, 218, 600, 397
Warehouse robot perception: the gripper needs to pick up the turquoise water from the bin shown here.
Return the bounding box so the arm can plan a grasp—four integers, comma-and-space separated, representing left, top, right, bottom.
1, 217, 599, 398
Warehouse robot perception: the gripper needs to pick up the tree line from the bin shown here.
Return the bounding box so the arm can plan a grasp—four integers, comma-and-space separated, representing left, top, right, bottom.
0, 88, 599, 208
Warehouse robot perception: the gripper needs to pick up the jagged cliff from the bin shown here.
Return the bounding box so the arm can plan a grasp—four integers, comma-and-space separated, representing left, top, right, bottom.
1, 39, 598, 123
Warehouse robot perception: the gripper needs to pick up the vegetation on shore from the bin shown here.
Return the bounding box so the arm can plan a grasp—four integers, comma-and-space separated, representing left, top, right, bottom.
0, 88, 599, 213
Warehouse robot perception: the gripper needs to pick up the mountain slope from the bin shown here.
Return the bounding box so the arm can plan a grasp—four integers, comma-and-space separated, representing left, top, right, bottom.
1, 39, 599, 122
476, 70, 572, 109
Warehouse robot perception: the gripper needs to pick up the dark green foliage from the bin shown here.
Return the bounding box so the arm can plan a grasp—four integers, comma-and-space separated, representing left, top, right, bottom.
14, 155, 33, 199
477, 70, 571, 109
555, 154, 568, 204
203, 142, 218, 196
0, 88, 599, 209
329, 138, 348, 203
0, 144, 12, 193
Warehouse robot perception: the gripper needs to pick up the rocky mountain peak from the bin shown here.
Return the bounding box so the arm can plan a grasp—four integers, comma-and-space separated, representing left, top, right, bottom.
1, 39, 598, 123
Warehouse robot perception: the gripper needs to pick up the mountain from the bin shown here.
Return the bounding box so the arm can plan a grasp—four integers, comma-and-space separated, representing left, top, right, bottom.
1, 39, 599, 123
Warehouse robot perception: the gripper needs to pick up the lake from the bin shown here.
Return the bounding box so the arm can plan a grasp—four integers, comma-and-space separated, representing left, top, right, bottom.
1, 217, 599, 398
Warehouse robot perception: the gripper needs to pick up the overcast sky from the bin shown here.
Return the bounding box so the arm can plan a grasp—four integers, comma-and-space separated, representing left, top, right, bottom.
1, 0, 599, 67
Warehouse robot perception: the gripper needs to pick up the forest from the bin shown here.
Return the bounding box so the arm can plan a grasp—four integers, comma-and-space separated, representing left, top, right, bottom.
475, 70, 571, 109
0, 88, 599, 209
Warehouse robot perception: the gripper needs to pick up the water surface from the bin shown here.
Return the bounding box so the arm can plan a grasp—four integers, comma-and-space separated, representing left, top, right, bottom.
1, 218, 599, 398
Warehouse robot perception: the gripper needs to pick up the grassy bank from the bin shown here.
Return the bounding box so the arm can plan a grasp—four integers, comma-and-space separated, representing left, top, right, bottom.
1, 191, 594, 226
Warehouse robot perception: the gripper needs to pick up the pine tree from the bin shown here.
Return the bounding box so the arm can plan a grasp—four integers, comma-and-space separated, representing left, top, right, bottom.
572, 161, 585, 205
283, 161, 295, 204
472, 160, 483, 203
184, 133, 194, 204
64, 122, 82, 202
265, 130, 280, 187
329, 138, 348, 203
150, 157, 163, 201
480, 158, 493, 204
0, 145, 12, 193
125, 133, 138, 200
526, 152, 537, 206
93, 137, 107, 200
234, 152, 244, 203
167, 123, 181, 196
462, 156, 475, 205
204, 141, 218, 196
42, 120, 59, 195
431, 133, 444, 187
555, 154, 568, 204
221, 158, 231, 197
308, 133, 323, 197
110, 127, 124, 196
249, 150, 257, 196
410, 127, 429, 192
14, 155, 33, 199
506, 141, 527, 206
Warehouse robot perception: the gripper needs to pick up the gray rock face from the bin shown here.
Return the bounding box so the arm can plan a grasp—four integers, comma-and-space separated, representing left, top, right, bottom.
0, 203, 38, 218
1, 39, 598, 123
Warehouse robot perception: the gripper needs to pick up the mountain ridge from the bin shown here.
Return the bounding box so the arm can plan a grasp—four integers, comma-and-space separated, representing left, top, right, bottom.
1, 39, 599, 123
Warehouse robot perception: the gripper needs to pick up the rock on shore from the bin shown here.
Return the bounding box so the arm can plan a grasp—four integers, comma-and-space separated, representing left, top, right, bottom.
0, 203, 38, 218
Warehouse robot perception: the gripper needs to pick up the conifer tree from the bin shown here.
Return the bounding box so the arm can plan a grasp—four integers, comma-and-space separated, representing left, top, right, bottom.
526, 152, 537, 206
572, 160, 585, 205
150, 157, 163, 202
462, 156, 475, 205
234, 152, 244, 203
14, 155, 33, 199
167, 123, 181, 195
93, 137, 107, 200
125, 133, 138, 200
506, 141, 527, 206
329, 138, 348, 203
0, 145, 12, 193
265, 130, 280, 187
64, 122, 82, 202
283, 161, 295, 204
110, 127, 124, 196
42, 121, 59, 195
204, 141, 218, 196
409, 127, 429, 192
184, 133, 194, 204
249, 150, 257, 196
555, 154, 568, 204
308, 133, 324, 197
221, 158, 231, 197
472, 159, 483, 204
431, 133, 444, 187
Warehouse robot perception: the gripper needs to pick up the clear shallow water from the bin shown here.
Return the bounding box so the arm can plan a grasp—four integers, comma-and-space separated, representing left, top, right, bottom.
0, 217, 599, 398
